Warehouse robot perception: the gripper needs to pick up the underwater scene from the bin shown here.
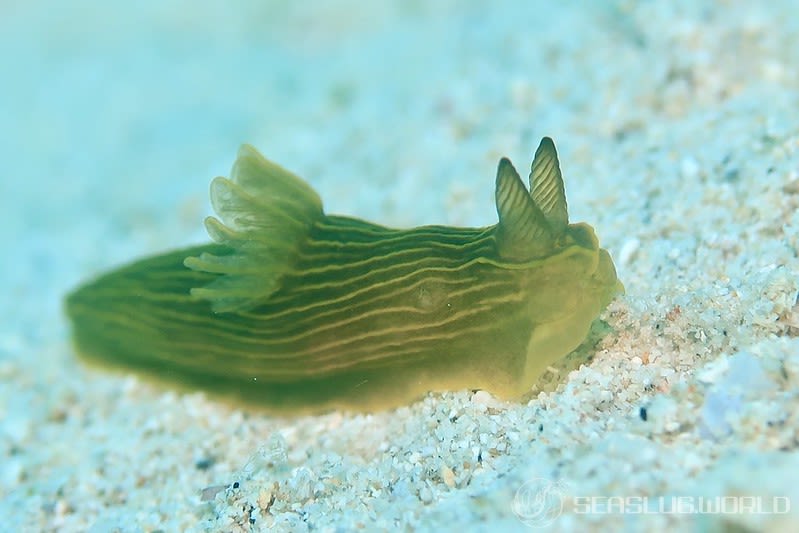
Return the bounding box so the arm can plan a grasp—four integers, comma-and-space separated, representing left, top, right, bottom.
1, 1, 798, 531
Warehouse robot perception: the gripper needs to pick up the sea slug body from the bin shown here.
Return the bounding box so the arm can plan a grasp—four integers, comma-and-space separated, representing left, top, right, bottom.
66, 137, 623, 413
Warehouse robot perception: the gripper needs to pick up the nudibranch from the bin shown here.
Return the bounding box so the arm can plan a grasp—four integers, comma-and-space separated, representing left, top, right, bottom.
66, 137, 622, 413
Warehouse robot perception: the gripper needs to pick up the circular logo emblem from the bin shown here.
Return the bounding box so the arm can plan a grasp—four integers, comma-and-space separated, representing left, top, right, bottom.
512, 478, 568, 528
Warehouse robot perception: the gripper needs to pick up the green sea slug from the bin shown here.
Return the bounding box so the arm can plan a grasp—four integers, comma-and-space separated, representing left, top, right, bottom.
66, 137, 622, 413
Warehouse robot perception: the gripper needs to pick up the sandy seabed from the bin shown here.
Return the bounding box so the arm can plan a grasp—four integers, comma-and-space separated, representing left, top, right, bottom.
1, 1, 798, 531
